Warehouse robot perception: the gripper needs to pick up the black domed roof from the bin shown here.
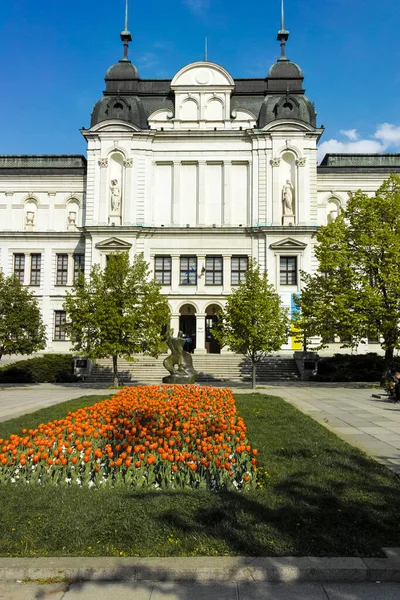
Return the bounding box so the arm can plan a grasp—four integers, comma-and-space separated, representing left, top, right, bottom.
268, 58, 303, 79
106, 60, 139, 81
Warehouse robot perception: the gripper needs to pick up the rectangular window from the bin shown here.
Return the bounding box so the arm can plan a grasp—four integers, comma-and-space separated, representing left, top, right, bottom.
30, 254, 41, 286
205, 256, 223, 285
13, 254, 25, 284
279, 256, 297, 285
155, 256, 172, 285
56, 254, 68, 285
231, 256, 248, 285
180, 256, 197, 285
73, 254, 85, 282
54, 310, 66, 341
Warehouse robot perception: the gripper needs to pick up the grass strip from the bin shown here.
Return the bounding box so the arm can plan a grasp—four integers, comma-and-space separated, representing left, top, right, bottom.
0, 392, 399, 558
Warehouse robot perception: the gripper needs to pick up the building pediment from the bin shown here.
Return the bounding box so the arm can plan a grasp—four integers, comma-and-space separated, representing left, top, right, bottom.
270, 237, 307, 250
171, 61, 234, 89
95, 237, 132, 250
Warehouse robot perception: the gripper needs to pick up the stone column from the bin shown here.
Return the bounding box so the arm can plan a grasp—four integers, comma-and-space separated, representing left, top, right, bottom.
197, 255, 206, 294
67, 254, 74, 286
270, 158, 281, 225
172, 162, 180, 225
123, 158, 133, 225
222, 255, 231, 293
194, 313, 207, 354
197, 161, 206, 225
170, 313, 180, 338
24, 253, 30, 286
171, 255, 180, 292
223, 161, 231, 225
295, 157, 306, 225
98, 158, 108, 225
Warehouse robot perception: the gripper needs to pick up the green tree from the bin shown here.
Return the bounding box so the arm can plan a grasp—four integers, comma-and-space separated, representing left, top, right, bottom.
63, 252, 170, 386
0, 272, 46, 359
213, 259, 290, 388
294, 174, 400, 371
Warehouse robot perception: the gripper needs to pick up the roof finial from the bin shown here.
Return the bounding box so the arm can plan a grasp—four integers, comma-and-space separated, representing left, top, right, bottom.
120, 0, 132, 61
277, 0, 289, 60
204, 37, 208, 62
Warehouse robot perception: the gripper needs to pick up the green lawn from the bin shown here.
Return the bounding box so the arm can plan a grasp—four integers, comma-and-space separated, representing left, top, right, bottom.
0, 392, 399, 558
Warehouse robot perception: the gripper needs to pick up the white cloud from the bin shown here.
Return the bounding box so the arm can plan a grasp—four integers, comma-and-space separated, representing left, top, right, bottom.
340, 128, 358, 141
318, 139, 385, 163
318, 122, 400, 163
374, 123, 400, 146
183, 0, 210, 13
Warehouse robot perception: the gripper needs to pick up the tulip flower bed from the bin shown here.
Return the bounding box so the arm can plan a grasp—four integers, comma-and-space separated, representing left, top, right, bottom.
0, 385, 256, 491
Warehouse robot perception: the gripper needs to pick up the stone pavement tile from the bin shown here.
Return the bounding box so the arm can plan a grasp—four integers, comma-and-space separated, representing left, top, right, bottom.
238, 582, 327, 599
323, 582, 400, 599
66, 581, 153, 599
358, 427, 389, 435
150, 582, 238, 599
0, 581, 67, 599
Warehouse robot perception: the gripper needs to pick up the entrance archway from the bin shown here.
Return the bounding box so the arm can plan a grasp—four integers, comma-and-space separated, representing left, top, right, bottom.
205, 304, 221, 354
179, 304, 196, 353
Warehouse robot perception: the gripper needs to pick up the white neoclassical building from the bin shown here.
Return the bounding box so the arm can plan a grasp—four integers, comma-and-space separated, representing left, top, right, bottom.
1, 19, 400, 356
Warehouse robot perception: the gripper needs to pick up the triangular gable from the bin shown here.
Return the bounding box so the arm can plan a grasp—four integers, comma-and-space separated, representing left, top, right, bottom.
95, 237, 132, 250
269, 237, 307, 250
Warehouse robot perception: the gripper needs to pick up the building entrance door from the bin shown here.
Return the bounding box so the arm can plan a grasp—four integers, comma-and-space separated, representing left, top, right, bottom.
179, 315, 196, 353
205, 315, 220, 354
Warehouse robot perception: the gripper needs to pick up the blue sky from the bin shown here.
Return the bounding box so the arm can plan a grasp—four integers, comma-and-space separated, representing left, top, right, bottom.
1, 0, 399, 160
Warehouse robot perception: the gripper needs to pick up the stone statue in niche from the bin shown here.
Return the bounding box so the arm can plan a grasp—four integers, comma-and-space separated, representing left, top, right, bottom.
68, 210, 77, 230
162, 329, 197, 384
25, 209, 35, 229
110, 179, 121, 213
282, 180, 294, 216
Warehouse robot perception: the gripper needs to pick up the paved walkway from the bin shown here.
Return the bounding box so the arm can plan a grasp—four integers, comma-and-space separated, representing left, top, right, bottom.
259, 383, 400, 474
0, 383, 112, 423
1, 579, 400, 599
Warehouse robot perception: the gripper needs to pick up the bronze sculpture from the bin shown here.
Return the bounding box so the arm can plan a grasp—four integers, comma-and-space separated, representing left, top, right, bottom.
162, 329, 197, 384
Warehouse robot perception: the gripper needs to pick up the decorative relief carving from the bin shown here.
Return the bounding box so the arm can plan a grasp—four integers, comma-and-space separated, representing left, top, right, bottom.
123, 158, 133, 168
295, 158, 306, 167
270, 158, 281, 167
98, 158, 109, 168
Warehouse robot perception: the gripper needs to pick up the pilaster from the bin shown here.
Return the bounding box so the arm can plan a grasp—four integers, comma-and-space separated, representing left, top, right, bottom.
194, 313, 207, 354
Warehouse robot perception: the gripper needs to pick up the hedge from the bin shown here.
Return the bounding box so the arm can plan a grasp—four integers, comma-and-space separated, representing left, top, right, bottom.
315, 353, 400, 382
0, 355, 78, 384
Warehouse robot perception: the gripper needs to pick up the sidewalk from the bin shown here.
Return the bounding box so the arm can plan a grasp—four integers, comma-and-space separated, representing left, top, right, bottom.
0, 383, 112, 423
1, 579, 400, 599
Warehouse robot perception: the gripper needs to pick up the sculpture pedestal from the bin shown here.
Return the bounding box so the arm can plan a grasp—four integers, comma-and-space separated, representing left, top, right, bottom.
162, 372, 197, 384
109, 215, 121, 225
282, 215, 295, 226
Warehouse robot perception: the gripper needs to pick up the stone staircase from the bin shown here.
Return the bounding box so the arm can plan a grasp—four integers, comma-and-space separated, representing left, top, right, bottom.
85, 354, 300, 385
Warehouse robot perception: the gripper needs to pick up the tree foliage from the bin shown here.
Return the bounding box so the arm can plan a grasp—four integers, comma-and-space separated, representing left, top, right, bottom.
63, 252, 170, 385
294, 174, 400, 368
0, 272, 46, 359
213, 259, 290, 388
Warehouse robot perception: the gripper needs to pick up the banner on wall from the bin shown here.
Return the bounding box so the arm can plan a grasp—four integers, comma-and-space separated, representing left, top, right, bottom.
290, 294, 302, 350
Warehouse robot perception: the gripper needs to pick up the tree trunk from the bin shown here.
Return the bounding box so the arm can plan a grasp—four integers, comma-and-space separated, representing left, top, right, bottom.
112, 355, 119, 387
381, 346, 395, 386
252, 361, 256, 389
